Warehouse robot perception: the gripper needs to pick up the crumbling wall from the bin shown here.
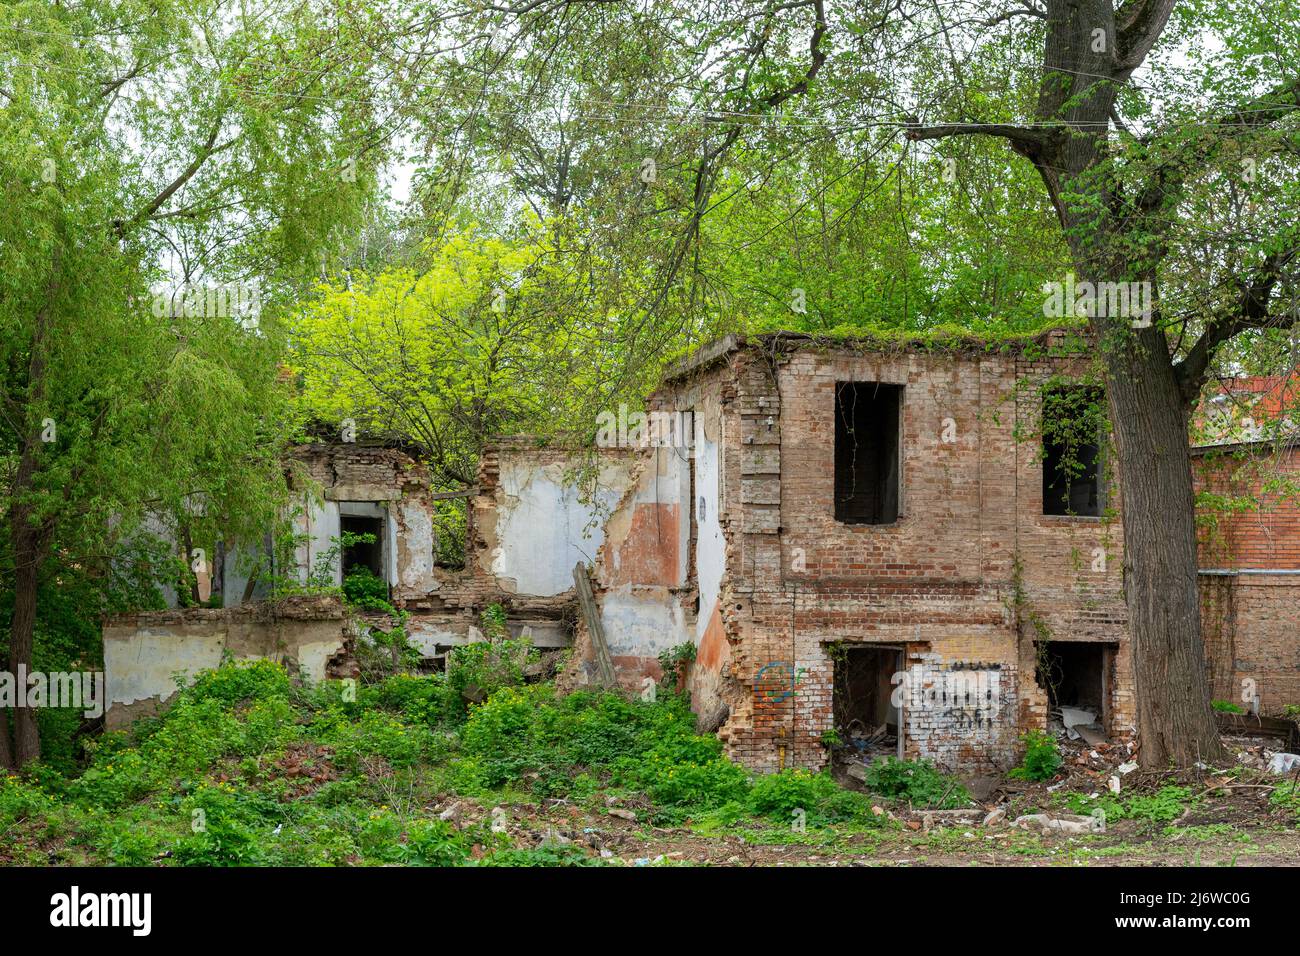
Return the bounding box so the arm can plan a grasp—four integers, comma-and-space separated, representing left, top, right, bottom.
584, 443, 693, 684
475, 441, 631, 597
399, 440, 635, 659
103, 595, 353, 729
594, 337, 1133, 774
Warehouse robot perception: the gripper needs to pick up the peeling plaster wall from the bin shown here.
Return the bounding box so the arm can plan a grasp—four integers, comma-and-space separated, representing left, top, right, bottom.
278, 444, 437, 604
294, 495, 340, 585
395, 496, 437, 594
103, 597, 352, 729
394, 441, 636, 661
694, 408, 725, 644
487, 455, 630, 596
562, 442, 695, 688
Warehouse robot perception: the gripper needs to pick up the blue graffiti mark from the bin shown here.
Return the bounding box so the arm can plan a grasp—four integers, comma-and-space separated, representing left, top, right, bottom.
755, 661, 796, 703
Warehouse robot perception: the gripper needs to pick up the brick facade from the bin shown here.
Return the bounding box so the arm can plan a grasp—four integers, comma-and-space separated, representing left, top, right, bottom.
1194, 442, 1300, 714
581, 332, 1135, 773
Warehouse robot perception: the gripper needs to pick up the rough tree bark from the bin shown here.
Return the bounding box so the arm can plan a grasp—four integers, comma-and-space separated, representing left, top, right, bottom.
0, 705, 12, 769
5, 259, 60, 768
8, 510, 47, 766
905, 0, 1300, 766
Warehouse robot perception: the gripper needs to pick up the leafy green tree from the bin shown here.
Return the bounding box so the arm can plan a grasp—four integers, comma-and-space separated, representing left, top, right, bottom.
0, 0, 392, 766
900, 0, 1299, 766
291, 222, 691, 486
410, 0, 1298, 768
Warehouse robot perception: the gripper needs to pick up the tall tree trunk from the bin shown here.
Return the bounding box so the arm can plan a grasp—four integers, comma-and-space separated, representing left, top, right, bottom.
0, 707, 12, 769
1099, 321, 1227, 766
7, 252, 60, 768
9, 519, 43, 766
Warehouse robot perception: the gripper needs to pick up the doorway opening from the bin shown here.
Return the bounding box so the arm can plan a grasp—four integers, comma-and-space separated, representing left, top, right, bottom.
833, 645, 904, 758
1036, 641, 1111, 740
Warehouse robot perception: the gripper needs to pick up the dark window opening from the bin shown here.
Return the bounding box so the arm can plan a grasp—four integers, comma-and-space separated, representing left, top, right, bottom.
1036, 641, 1111, 736
1042, 386, 1103, 516
340, 514, 384, 579
834, 382, 901, 524
833, 645, 903, 758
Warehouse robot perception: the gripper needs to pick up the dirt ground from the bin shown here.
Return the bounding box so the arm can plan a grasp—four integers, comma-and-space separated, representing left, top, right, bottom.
461, 733, 1300, 866
466, 798, 1300, 866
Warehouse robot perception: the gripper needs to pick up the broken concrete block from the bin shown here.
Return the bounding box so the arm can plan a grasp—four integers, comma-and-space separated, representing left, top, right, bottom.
539, 828, 571, 847
1268, 752, 1300, 774
1012, 813, 1104, 834
607, 808, 637, 821
920, 808, 982, 830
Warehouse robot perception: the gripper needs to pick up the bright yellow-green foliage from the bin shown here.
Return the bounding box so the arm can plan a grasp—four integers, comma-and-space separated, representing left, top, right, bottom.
291, 226, 655, 485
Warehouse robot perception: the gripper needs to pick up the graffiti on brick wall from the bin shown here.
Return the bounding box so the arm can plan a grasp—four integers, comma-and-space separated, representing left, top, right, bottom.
892, 661, 1003, 730
753, 660, 807, 706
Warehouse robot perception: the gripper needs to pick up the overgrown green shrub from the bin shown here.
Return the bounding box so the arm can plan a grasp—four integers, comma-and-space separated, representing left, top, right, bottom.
442, 637, 534, 723
747, 769, 882, 825
173, 784, 275, 866
1211, 699, 1245, 714
458, 685, 751, 818
862, 757, 971, 809
361, 673, 448, 726
1065, 785, 1193, 824
476, 844, 605, 867
185, 657, 294, 706
342, 565, 390, 608
1008, 730, 1063, 781
1270, 780, 1300, 822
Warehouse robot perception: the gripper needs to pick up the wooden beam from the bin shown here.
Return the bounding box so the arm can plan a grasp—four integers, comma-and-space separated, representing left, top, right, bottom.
573, 562, 616, 688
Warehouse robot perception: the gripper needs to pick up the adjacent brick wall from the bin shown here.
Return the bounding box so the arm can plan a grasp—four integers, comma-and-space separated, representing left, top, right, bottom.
1193, 444, 1300, 570
1194, 445, 1300, 715
1200, 573, 1300, 712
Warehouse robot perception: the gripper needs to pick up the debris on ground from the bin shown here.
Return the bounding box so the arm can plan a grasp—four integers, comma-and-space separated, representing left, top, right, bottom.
1268, 752, 1300, 774
1012, 812, 1105, 834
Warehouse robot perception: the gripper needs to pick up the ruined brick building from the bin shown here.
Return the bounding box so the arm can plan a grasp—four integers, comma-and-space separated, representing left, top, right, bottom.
104, 438, 636, 723
569, 330, 1132, 772
103, 332, 1300, 772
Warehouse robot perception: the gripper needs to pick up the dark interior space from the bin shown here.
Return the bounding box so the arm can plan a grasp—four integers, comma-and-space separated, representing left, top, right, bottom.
834, 382, 902, 524
834, 645, 903, 753
1036, 641, 1107, 713
1041, 386, 1103, 516
341, 514, 384, 578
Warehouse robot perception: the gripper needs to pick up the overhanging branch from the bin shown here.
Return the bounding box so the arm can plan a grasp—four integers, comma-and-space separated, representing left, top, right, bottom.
904, 122, 1060, 160
1175, 246, 1300, 404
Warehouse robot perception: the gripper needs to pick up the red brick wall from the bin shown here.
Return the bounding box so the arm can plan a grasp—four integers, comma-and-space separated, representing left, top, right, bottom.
686, 342, 1133, 773
1200, 573, 1300, 712
1193, 445, 1300, 569
1193, 445, 1300, 715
